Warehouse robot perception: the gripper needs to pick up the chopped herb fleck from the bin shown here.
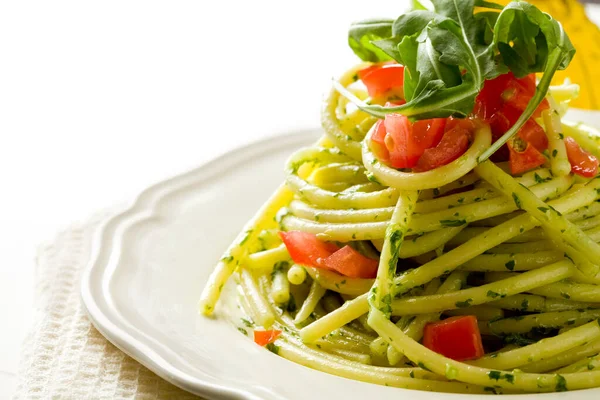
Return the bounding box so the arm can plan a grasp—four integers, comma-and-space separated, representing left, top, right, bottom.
237, 327, 247, 335
487, 290, 505, 299
534, 173, 548, 184
455, 298, 473, 308
505, 260, 516, 271
266, 343, 280, 355
440, 219, 467, 227
240, 230, 253, 245
417, 362, 431, 372
488, 370, 514, 384
241, 318, 254, 327
512, 193, 522, 209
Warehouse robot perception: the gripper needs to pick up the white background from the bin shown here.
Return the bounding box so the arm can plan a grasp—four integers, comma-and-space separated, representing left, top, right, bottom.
0, 1, 410, 397
1, 1, 599, 398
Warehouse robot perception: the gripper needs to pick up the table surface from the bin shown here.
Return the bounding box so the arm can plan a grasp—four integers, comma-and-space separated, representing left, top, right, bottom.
1, 1, 599, 398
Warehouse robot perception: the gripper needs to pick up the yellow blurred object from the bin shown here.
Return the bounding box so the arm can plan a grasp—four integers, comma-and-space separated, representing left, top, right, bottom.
497, 0, 600, 110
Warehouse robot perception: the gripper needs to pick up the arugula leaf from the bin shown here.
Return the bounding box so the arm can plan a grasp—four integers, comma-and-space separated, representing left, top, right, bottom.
339, 0, 500, 120
411, 0, 431, 10
475, 0, 504, 10
348, 19, 394, 62
341, 0, 575, 160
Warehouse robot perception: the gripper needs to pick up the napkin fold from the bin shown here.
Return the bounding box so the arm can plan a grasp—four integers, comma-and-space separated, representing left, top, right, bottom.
13, 210, 199, 399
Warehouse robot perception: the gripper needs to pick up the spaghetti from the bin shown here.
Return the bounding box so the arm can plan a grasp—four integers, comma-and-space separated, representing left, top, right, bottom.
199, 0, 600, 394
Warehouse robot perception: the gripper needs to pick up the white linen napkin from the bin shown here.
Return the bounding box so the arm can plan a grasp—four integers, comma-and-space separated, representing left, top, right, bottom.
12, 210, 200, 399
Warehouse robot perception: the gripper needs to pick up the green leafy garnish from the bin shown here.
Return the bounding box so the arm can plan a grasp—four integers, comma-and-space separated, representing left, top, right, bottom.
341, 0, 575, 160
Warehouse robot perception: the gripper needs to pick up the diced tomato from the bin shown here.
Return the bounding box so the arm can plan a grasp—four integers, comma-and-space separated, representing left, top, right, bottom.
502, 104, 548, 152
423, 316, 484, 361
357, 61, 395, 81
278, 231, 339, 267
486, 112, 511, 162
370, 120, 390, 163
518, 119, 548, 152
507, 138, 547, 175
319, 245, 379, 279
384, 113, 421, 168
445, 117, 476, 132
476, 72, 548, 119
380, 112, 447, 169
475, 73, 550, 169
253, 330, 282, 346
564, 137, 599, 178
413, 126, 471, 172
502, 74, 549, 118
413, 118, 447, 150
358, 63, 405, 98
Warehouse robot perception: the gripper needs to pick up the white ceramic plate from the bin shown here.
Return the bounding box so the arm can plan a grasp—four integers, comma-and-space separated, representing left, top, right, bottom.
82, 117, 600, 399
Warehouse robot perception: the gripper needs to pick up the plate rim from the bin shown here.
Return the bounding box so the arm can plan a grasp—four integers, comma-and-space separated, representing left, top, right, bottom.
80, 129, 318, 399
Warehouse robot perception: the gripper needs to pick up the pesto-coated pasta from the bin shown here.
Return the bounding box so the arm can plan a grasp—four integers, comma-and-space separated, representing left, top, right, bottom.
198, 11, 600, 392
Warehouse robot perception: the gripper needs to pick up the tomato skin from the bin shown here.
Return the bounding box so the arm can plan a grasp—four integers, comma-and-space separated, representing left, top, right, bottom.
507, 140, 547, 175
278, 231, 339, 267
254, 330, 282, 346
476, 72, 548, 119
486, 112, 511, 162
423, 316, 484, 361
413, 126, 471, 172
358, 63, 405, 98
378, 112, 447, 169
519, 119, 548, 152
413, 118, 447, 150
370, 120, 390, 163
384, 113, 421, 168
319, 245, 379, 279
357, 61, 395, 81
445, 117, 476, 132
278, 232, 380, 278
502, 104, 548, 152
564, 137, 599, 177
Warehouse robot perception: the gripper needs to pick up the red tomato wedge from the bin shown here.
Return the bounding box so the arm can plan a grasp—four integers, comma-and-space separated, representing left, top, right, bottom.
413, 125, 471, 172
254, 330, 282, 346
380, 113, 447, 169
384, 113, 420, 168
358, 63, 405, 98
423, 316, 484, 361
507, 139, 547, 175
413, 118, 447, 150
564, 137, 599, 177
370, 120, 391, 163
476, 72, 548, 119
278, 231, 339, 267
502, 104, 548, 152
475, 72, 550, 168
319, 245, 379, 279
486, 112, 511, 162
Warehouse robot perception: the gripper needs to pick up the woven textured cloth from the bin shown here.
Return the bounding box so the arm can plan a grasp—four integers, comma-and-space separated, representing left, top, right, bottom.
13, 211, 200, 399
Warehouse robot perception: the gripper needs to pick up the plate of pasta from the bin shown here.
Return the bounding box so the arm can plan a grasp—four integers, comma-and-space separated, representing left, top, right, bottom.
83, 1, 600, 398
